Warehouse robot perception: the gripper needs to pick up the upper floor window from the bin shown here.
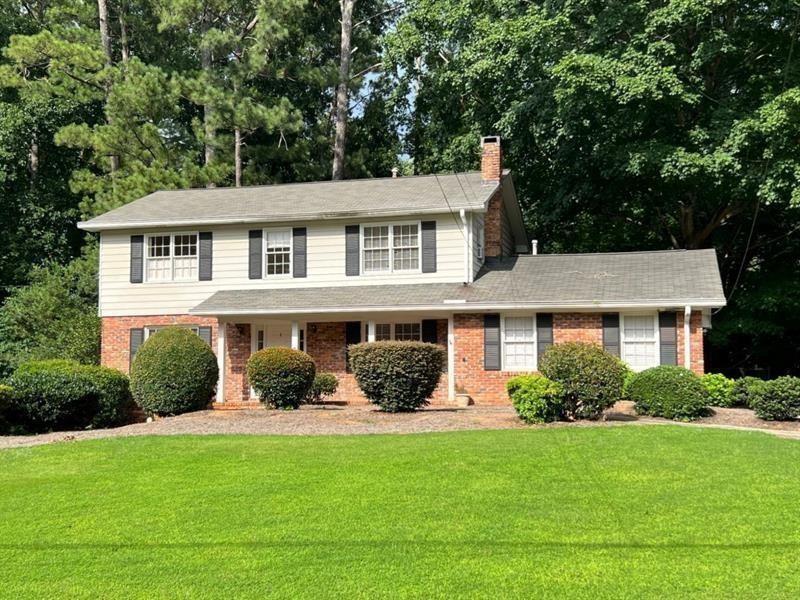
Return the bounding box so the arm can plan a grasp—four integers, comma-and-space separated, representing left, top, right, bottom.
621, 314, 658, 371
362, 223, 419, 273
146, 233, 197, 281
265, 229, 291, 276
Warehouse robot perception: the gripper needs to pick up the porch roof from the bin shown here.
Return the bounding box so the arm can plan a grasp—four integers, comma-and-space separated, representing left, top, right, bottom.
189, 249, 726, 316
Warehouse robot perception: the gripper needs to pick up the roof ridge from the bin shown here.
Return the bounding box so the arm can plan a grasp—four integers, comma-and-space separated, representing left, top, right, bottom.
511, 249, 714, 258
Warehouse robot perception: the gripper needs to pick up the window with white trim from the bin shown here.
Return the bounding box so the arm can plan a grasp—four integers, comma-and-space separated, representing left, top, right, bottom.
362, 223, 419, 273
144, 325, 200, 339
146, 234, 198, 282
394, 323, 421, 341
375, 323, 391, 341
503, 316, 536, 370
621, 314, 659, 371
264, 229, 291, 276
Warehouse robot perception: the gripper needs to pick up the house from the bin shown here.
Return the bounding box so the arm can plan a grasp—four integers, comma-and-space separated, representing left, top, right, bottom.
78, 137, 726, 407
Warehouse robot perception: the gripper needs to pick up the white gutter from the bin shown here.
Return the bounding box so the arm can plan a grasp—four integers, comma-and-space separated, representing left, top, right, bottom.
461, 209, 471, 283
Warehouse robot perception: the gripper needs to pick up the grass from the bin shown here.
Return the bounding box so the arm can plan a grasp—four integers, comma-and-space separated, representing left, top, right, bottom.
0, 426, 798, 598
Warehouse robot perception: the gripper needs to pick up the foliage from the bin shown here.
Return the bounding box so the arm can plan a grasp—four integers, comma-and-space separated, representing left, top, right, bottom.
6, 361, 99, 432
751, 376, 800, 421
732, 376, 769, 409
306, 372, 339, 404
247, 347, 316, 409
700, 373, 736, 407
0, 383, 11, 434
349, 341, 445, 412
628, 366, 709, 421
506, 374, 564, 424
538, 342, 626, 419
129, 328, 218, 416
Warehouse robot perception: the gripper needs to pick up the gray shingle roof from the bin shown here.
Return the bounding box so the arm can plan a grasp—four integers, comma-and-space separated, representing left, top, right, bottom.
79, 171, 497, 231
190, 249, 726, 315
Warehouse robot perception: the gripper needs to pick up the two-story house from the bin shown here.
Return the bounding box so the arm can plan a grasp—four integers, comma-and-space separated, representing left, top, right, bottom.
78, 137, 726, 407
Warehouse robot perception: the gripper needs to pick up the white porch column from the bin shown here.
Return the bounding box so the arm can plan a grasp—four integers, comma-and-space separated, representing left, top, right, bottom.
291, 321, 300, 350
216, 320, 226, 403
447, 315, 455, 402
367, 320, 376, 342
684, 305, 692, 369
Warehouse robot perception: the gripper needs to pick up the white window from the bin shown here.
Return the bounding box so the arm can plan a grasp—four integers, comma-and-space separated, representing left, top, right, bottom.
621, 314, 659, 371
264, 229, 291, 276
503, 316, 536, 370
375, 323, 391, 341
146, 233, 198, 282
394, 323, 421, 341
144, 325, 200, 339
362, 223, 420, 273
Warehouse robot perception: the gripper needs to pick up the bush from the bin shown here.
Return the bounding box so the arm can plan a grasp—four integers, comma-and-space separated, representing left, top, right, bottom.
732, 376, 768, 409
752, 376, 800, 421
700, 373, 736, 407
349, 341, 445, 412
0, 384, 12, 434
507, 374, 564, 424
130, 328, 219, 416
538, 342, 627, 419
628, 366, 709, 421
306, 373, 339, 404
7, 364, 99, 432
248, 347, 316, 409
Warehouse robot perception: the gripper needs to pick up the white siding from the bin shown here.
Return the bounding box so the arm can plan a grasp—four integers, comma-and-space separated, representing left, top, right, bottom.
99, 213, 468, 316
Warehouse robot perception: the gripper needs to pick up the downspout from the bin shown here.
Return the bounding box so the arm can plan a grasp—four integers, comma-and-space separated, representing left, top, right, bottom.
216, 320, 226, 403
684, 305, 691, 370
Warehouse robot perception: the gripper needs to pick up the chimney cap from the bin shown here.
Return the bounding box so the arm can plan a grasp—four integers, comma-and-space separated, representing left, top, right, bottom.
481, 135, 501, 147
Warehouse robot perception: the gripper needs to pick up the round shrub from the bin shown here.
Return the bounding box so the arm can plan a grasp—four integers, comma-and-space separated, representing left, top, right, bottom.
538, 342, 627, 420
349, 341, 445, 412
507, 374, 564, 424
82, 365, 135, 428
732, 376, 768, 409
306, 372, 339, 404
700, 373, 736, 407
7, 365, 99, 432
752, 376, 800, 421
628, 366, 708, 421
130, 328, 219, 416
247, 347, 316, 409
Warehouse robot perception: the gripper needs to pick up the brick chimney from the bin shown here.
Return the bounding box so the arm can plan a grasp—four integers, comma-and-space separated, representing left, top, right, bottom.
480, 135, 502, 182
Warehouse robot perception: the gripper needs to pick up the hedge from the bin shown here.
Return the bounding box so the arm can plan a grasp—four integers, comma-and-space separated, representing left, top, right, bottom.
732, 376, 768, 409
248, 347, 316, 409
752, 376, 800, 421
349, 342, 445, 412
628, 365, 709, 421
130, 328, 219, 416
700, 373, 736, 407
506, 374, 564, 424
306, 372, 339, 404
539, 342, 627, 420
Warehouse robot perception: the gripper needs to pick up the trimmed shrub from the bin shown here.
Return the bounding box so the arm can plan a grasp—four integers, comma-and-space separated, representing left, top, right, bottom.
507, 374, 564, 424
752, 376, 800, 421
130, 328, 219, 416
306, 373, 339, 404
83, 366, 135, 428
7, 365, 99, 432
700, 373, 736, 407
248, 347, 316, 409
349, 341, 445, 412
0, 384, 12, 434
732, 376, 768, 409
628, 366, 709, 421
538, 342, 627, 420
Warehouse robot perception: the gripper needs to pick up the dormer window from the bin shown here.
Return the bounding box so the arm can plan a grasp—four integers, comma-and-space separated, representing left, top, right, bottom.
145, 233, 198, 281
362, 222, 420, 273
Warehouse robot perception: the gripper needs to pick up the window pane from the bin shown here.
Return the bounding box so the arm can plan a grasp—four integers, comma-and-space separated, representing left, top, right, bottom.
146, 257, 171, 281
623, 316, 655, 341
174, 234, 197, 257
623, 341, 658, 371
148, 235, 170, 258
363, 226, 390, 272
394, 323, 421, 341
623, 315, 658, 370
504, 317, 535, 369
392, 224, 419, 271
375, 324, 391, 341
265, 230, 291, 275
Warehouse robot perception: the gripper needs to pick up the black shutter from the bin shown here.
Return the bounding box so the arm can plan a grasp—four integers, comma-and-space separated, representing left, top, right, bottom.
421, 319, 438, 344
659, 312, 678, 365
198, 326, 212, 346
345, 321, 361, 372
484, 314, 501, 371
248, 229, 262, 279
602, 313, 620, 357
129, 328, 144, 369
421, 220, 437, 273
537, 313, 553, 363
345, 225, 360, 276
199, 232, 213, 281
293, 227, 307, 278
130, 235, 144, 283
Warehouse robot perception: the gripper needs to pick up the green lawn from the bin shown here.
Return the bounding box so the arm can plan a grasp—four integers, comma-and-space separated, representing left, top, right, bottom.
0, 427, 798, 598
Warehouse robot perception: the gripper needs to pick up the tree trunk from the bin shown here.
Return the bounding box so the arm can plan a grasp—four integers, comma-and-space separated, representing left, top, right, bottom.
202, 41, 216, 187
28, 137, 39, 183
97, 0, 120, 172
119, 1, 130, 63
235, 127, 242, 187
331, 0, 355, 180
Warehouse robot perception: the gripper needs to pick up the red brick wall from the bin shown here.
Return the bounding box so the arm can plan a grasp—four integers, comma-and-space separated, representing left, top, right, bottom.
481, 139, 502, 181
484, 189, 503, 258
553, 313, 603, 344
224, 323, 251, 403
677, 311, 705, 375
101, 315, 217, 374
